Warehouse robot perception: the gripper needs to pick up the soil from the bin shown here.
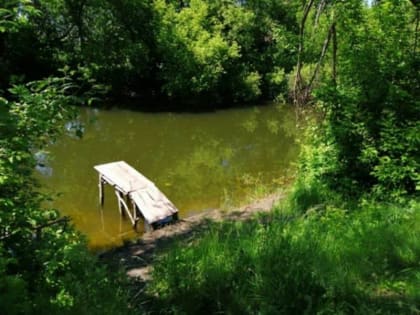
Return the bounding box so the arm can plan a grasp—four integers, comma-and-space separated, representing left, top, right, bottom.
100, 192, 285, 282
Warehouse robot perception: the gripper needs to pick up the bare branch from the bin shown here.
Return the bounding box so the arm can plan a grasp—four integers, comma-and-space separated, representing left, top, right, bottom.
304, 22, 336, 100
293, 0, 315, 105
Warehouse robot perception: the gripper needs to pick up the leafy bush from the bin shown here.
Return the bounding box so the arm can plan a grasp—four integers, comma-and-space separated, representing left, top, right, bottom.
148, 200, 420, 314
308, 0, 419, 201
0, 77, 132, 314
146, 3, 420, 314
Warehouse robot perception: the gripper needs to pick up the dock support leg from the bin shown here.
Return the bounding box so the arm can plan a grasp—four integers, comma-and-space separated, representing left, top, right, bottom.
131, 200, 137, 228
99, 203, 105, 232
115, 190, 136, 226
98, 174, 104, 206
131, 200, 141, 231
116, 191, 124, 217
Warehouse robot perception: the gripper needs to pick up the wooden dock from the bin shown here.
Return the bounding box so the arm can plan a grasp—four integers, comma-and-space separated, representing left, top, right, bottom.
94, 161, 178, 229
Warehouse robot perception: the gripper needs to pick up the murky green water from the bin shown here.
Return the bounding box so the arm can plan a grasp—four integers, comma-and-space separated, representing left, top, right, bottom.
38, 103, 299, 249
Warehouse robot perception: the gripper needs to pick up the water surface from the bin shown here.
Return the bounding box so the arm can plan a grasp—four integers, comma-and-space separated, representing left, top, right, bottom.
39, 104, 299, 249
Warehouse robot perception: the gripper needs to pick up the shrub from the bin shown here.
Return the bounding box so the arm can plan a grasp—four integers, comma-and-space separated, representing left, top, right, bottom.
148, 200, 420, 314
0, 77, 132, 314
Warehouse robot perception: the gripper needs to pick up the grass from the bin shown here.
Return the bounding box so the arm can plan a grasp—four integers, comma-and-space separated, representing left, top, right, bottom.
144, 199, 420, 314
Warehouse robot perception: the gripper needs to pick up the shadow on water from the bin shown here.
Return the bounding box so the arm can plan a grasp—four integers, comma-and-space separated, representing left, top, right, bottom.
99, 95, 280, 114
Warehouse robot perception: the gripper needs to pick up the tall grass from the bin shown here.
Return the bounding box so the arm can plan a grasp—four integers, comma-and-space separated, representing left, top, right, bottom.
147, 200, 420, 314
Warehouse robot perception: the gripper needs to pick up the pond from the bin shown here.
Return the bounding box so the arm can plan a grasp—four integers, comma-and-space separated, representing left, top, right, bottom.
38, 103, 300, 249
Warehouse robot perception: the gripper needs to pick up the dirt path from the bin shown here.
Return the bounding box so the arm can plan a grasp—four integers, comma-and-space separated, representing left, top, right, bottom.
100, 192, 284, 282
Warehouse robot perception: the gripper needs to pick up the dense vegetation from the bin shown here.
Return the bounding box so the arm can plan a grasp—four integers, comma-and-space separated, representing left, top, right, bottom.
1, 5, 131, 313
1, 0, 419, 314
150, 203, 420, 314
146, 0, 420, 313
1, 0, 299, 105
0, 78, 132, 313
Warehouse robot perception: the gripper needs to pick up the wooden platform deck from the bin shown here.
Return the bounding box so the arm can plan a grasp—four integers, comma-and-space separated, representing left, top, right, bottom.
94, 161, 178, 228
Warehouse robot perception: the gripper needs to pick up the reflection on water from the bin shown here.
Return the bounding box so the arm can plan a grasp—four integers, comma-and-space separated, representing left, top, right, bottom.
35, 151, 53, 177
38, 103, 300, 249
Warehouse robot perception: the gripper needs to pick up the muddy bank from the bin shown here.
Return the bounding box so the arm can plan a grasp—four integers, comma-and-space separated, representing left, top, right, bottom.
100, 192, 285, 282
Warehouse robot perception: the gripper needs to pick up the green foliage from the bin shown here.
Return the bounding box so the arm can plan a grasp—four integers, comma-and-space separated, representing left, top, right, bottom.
1, 1, 419, 314
297, 0, 420, 200
0, 76, 131, 314
7, 77, 79, 145
149, 200, 420, 314
362, 110, 420, 198
0, 1, 40, 32
153, 0, 241, 99
145, 4, 420, 313
0, 247, 30, 314
0, 0, 299, 104
153, 0, 283, 102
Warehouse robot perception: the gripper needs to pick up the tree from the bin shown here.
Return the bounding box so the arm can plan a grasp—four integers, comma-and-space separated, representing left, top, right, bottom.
0, 76, 131, 314
297, 0, 420, 199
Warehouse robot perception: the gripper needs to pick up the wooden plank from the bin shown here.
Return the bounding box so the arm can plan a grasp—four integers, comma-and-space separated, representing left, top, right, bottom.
94, 161, 178, 226
94, 161, 152, 194
129, 188, 178, 224
115, 190, 136, 226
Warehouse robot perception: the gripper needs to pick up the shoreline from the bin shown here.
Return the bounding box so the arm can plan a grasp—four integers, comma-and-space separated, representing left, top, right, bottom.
100, 191, 286, 282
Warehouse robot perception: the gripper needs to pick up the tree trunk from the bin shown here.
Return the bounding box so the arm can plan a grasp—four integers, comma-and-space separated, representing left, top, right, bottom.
414, 8, 419, 55
293, 0, 315, 105
332, 23, 337, 85
314, 0, 327, 27
304, 22, 335, 101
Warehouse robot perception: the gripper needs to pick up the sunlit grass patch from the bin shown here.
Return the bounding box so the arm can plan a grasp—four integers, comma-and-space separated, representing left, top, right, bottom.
147, 200, 420, 314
